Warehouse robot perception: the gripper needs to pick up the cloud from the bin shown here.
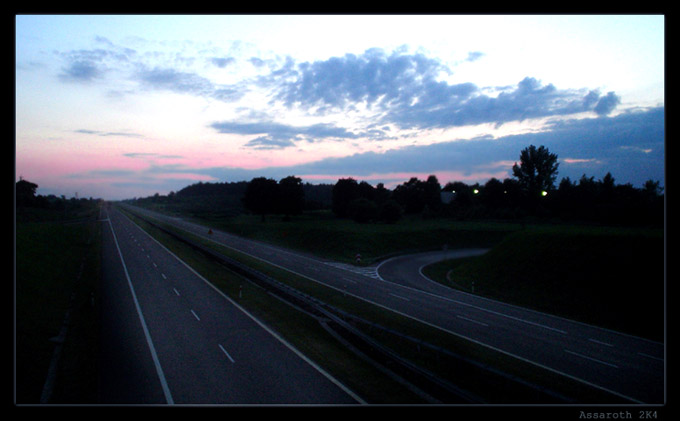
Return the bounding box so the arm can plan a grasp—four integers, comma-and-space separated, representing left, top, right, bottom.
135, 66, 215, 95
55, 38, 246, 102
465, 51, 485, 62
56, 41, 137, 83
594, 91, 622, 116
266, 49, 622, 130
210, 57, 236, 68
209, 120, 363, 149
272, 48, 447, 112
244, 135, 298, 150
75, 129, 143, 138
59, 60, 103, 82
383, 77, 621, 129
55, 41, 622, 137
134, 65, 247, 102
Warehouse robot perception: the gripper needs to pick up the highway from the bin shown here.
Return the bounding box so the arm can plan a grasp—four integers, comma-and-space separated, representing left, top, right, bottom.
117, 204, 664, 405
98, 204, 363, 404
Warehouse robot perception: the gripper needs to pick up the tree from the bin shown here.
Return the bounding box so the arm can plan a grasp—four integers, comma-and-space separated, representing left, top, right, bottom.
16, 178, 38, 207
277, 176, 304, 217
242, 177, 278, 221
424, 175, 442, 210
378, 200, 403, 223
512, 145, 559, 198
348, 198, 378, 223
480, 177, 506, 208
332, 178, 360, 217
393, 176, 442, 214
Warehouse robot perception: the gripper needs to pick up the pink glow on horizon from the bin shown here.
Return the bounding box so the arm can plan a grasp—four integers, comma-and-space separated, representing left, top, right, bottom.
154, 173, 218, 181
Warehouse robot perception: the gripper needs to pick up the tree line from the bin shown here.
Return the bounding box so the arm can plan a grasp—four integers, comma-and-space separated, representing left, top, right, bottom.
123, 144, 663, 227
15, 178, 102, 221
327, 145, 663, 226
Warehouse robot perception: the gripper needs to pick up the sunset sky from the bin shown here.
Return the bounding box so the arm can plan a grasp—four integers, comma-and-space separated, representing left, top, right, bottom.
15, 15, 664, 200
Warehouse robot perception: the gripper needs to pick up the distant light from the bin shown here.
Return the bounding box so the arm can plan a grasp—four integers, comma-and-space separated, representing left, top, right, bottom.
473, 189, 479, 194
541, 190, 548, 197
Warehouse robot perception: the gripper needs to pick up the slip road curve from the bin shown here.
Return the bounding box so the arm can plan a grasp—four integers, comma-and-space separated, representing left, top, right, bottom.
120, 204, 664, 405
376, 250, 665, 405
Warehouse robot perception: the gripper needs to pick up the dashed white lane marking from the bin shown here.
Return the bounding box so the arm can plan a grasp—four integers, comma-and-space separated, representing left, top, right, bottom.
190, 309, 200, 321
564, 349, 619, 368
389, 293, 410, 301
457, 315, 489, 327
589, 338, 614, 347
638, 352, 663, 362
218, 344, 235, 363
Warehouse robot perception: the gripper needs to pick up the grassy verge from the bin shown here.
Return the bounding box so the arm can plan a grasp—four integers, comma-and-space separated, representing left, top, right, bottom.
175, 210, 519, 264
123, 207, 631, 404
15, 207, 101, 404
422, 225, 664, 341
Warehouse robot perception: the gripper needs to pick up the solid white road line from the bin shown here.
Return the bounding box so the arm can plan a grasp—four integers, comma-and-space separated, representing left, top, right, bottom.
107, 214, 174, 405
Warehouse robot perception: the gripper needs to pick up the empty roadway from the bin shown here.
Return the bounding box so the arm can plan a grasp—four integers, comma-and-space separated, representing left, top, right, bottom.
99, 204, 362, 404
120, 204, 664, 404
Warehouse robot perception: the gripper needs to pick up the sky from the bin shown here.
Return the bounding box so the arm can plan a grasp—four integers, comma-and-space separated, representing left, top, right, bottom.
15, 15, 665, 200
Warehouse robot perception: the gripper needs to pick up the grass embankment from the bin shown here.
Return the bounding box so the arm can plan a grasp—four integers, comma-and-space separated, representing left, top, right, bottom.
15, 206, 101, 404
179, 210, 519, 264
422, 225, 664, 342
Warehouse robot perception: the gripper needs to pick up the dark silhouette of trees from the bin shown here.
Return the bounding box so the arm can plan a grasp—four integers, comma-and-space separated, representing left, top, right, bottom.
512, 145, 559, 199
332, 177, 403, 223
242, 177, 279, 221
393, 175, 442, 215
348, 198, 378, 223
16, 178, 102, 222
126, 144, 662, 228
16, 178, 38, 207
277, 175, 305, 218
242, 176, 306, 221
378, 200, 403, 223
549, 172, 663, 226
302, 183, 334, 210
332, 178, 360, 218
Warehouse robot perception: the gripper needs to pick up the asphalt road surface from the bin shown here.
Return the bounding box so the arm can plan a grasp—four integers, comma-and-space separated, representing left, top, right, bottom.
119, 204, 665, 404
99, 205, 362, 405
